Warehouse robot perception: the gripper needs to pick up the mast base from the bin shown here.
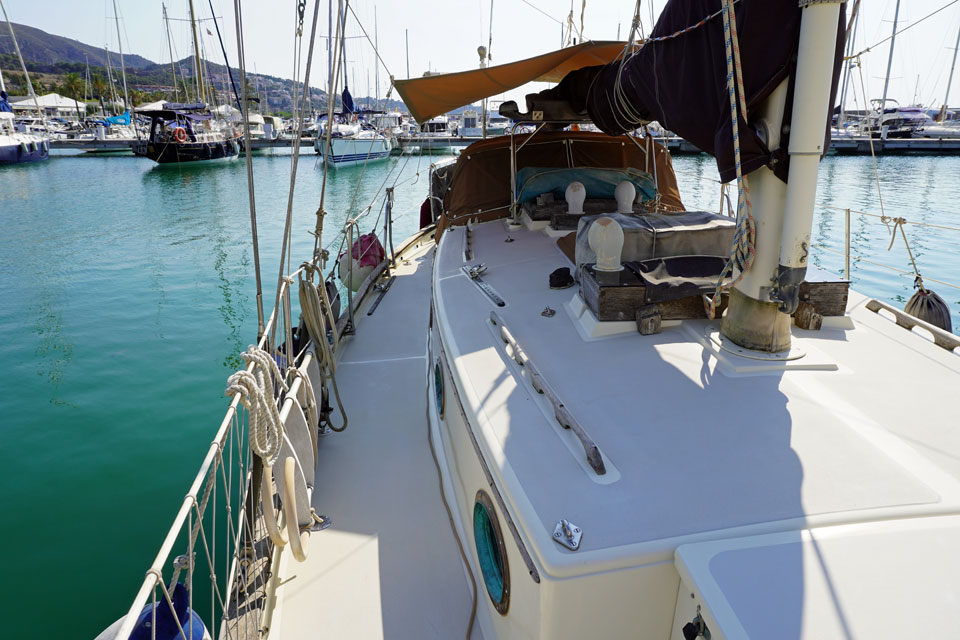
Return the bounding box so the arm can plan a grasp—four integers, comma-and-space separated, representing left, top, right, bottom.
721, 288, 792, 353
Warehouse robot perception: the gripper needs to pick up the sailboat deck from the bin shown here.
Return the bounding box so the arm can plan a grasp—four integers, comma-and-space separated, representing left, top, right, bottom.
432, 219, 960, 578
272, 243, 479, 639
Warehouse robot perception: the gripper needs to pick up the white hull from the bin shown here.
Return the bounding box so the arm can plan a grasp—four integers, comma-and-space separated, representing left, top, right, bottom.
917, 123, 960, 139
314, 134, 391, 168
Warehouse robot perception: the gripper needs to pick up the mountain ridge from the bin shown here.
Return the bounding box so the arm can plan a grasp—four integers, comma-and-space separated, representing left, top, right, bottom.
0, 21, 411, 113
0, 21, 154, 69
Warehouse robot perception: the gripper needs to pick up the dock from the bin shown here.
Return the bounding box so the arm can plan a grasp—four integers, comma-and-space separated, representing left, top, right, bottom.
394, 134, 960, 156
49, 134, 960, 156
49, 137, 317, 153
828, 136, 960, 155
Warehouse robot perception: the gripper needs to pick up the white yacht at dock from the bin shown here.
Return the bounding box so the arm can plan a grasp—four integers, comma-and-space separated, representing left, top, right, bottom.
103, 2, 960, 639
314, 112, 392, 168
416, 114, 456, 152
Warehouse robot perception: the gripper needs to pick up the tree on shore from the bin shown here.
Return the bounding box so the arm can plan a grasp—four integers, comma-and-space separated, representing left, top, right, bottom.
91, 73, 109, 101
59, 72, 85, 119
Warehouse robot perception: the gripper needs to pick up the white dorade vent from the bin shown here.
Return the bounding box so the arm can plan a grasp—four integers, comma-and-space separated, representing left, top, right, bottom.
565, 180, 586, 214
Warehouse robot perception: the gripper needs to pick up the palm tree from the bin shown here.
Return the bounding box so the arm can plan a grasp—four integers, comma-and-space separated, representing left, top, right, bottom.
129, 89, 147, 108
60, 72, 85, 120
91, 73, 108, 100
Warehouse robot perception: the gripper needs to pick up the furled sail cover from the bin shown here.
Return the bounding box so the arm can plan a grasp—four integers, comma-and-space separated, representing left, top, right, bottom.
537, 0, 846, 183
394, 41, 630, 123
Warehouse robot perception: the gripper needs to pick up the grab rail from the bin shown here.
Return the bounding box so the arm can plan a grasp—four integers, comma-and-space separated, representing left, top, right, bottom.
490, 311, 607, 475
865, 299, 960, 352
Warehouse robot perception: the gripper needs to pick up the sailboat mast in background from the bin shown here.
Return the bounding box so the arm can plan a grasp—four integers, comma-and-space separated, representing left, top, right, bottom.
880, 0, 901, 108
111, 0, 131, 112
188, 0, 205, 103
0, 0, 43, 119
940, 23, 960, 122
163, 3, 180, 102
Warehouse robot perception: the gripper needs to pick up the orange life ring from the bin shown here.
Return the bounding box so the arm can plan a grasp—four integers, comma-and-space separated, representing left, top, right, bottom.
173, 127, 187, 143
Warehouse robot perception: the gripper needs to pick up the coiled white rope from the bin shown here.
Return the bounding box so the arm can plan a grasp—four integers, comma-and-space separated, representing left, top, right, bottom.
225, 346, 289, 466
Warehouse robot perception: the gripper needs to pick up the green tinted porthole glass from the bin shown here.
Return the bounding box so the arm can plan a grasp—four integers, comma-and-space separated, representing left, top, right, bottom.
473, 490, 510, 614
434, 359, 444, 418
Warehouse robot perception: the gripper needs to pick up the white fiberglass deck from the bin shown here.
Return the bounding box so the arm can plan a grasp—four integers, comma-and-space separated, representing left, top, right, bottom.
432, 218, 960, 577
272, 243, 479, 639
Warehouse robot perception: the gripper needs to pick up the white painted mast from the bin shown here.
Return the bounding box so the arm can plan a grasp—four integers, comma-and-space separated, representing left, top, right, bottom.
104, 45, 119, 107
111, 0, 131, 112
939, 23, 960, 122
340, 0, 348, 100
880, 0, 901, 110
84, 54, 90, 104
0, 0, 44, 125
163, 3, 179, 102
0, 65, 6, 94
837, 0, 861, 127
481, 0, 494, 138
328, 0, 333, 103
722, 0, 844, 352
188, 0, 205, 103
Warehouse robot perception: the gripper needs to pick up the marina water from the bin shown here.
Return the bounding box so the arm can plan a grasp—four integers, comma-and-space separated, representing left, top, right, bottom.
2, 151, 958, 639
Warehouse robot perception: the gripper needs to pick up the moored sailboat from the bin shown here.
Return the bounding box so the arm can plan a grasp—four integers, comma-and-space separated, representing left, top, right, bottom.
314, 110, 392, 168
134, 0, 240, 165
105, 2, 960, 639
0, 105, 48, 165
0, 0, 49, 165
137, 102, 240, 164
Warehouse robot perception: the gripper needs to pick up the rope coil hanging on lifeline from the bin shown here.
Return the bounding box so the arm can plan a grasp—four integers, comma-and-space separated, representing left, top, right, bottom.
225, 346, 289, 466
706, 0, 756, 319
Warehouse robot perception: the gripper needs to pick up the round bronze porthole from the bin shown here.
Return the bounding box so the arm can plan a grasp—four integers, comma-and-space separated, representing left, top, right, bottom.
473, 489, 510, 615
434, 359, 445, 418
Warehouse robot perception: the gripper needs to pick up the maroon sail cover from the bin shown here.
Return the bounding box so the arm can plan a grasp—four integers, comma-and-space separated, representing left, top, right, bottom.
539, 0, 846, 183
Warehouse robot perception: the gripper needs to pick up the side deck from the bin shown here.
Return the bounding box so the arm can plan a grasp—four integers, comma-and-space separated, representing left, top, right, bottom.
270, 241, 480, 639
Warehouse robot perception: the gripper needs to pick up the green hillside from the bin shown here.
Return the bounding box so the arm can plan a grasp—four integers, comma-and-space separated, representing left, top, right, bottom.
0, 21, 153, 68
0, 21, 409, 115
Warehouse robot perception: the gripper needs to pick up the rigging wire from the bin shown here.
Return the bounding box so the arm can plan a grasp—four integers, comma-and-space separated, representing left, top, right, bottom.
519, 0, 563, 25
232, 0, 264, 337
345, 3, 394, 81
849, 0, 960, 60
270, 0, 323, 347
314, 0, 346, 257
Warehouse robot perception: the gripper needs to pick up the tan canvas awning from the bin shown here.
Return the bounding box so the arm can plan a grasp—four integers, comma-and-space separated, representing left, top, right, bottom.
394, 41, 629, 123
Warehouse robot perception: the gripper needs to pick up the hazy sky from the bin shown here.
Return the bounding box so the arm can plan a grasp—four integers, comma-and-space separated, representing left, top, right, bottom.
2, 0, 959, 111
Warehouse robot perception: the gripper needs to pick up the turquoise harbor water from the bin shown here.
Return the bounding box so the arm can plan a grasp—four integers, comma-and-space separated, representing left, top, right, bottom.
1, 150, 958, 639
